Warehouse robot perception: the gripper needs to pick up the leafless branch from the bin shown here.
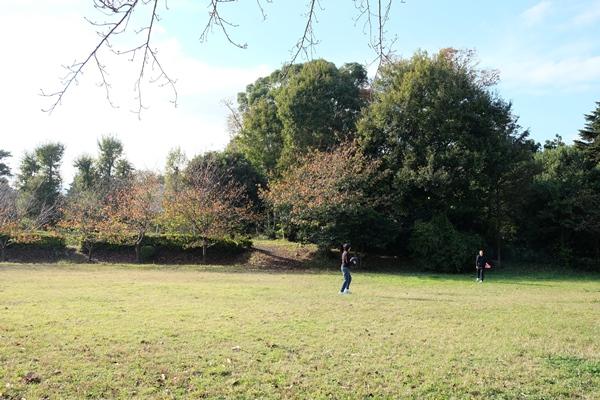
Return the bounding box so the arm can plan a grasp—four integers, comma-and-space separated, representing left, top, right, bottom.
41, 0, 138, 114
353, 0, 397, 74
289, 0, 320, 66
42, 0, 177, 118
45, 0, 400, 114
132, 0, 178, 117
200, 0, 248, 49
255, 0, 272, 20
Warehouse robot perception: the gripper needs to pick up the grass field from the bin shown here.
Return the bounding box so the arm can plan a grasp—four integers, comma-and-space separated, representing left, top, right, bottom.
0, 263, 599, 399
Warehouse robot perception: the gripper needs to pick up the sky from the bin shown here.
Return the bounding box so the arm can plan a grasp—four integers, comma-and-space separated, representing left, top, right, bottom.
1, 0, 600, 185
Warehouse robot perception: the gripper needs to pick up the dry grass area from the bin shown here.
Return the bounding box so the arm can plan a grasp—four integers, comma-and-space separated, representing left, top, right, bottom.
0, 262, 599, 399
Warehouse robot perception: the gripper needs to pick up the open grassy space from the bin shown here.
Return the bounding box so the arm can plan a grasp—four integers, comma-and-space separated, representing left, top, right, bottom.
0, 263, 599, 399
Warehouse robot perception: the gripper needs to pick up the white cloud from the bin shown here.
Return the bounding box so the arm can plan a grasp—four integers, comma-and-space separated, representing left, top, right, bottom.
497, 56, 600, 92
521, 1, 553, 26
569, 0, 600, 27
0, 3, 271, 186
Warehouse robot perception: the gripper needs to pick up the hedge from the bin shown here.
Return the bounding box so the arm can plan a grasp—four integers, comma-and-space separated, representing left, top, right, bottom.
85, 233, 252, 255
7, 231, 66, 250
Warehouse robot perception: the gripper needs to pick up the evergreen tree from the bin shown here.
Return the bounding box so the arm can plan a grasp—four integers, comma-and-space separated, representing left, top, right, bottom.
575, 101, 600, 164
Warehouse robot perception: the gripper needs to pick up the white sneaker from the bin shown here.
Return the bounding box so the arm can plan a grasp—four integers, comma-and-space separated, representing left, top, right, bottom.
344, 289, 351, 294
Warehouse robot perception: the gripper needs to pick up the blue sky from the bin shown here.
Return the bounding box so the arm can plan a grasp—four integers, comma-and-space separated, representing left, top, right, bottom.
168, 0, 600, 143
1, 0, 599, 182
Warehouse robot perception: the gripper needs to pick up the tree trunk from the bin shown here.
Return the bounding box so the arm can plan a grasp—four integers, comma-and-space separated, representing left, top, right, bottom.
87, 244, 93, 262
0, 236, 9, 262
135, 232, 145, 264
135, 242, 141, 264
202, 240, 207, 263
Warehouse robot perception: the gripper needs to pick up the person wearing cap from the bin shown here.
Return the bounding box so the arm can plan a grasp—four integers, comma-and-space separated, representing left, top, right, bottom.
340, 243, 352, 294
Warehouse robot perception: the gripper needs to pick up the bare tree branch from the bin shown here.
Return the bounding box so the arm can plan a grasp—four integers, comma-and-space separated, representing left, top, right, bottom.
41, 1, 138, 114
353, 0, 397, 74
42, 0, 178, 118
289, 0, 319, 66
200, 0, 248, 49
44, 0, 400, 114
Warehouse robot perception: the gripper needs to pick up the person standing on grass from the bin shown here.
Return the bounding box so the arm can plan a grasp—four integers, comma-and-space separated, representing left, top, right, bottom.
340, 243, 352, 294
475, 249, 486, 283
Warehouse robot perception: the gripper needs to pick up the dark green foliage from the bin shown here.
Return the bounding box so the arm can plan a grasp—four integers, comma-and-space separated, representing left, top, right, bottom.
186, 150, 266, 210
17, 143, 65, 225
90, 233, 251, 255
359, 50, 527, 227
276, 60, 368, 169
520, 145, 600, 268
233, 60, 368, 175
296, 207, 399, 253
71, 155, 97, 193
409, 215, 482, 273
139, 245, 156, 261
96, 135, 124, 183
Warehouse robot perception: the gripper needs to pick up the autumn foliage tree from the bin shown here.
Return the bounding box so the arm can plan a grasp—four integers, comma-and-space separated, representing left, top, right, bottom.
163, 161, 254, 261
263, 142, 397, 251
108, 172, 163, 263
59, 188, 110, 262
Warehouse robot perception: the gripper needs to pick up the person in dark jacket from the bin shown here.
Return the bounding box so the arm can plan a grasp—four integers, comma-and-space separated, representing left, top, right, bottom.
475, 249, 486, 283
340, 243, 352, 294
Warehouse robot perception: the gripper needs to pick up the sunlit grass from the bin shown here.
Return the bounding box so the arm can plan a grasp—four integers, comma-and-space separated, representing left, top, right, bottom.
0, 263, 598, 399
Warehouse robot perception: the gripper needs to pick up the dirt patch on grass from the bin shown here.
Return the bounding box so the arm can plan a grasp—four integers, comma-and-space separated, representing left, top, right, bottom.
247, 241, 321, 269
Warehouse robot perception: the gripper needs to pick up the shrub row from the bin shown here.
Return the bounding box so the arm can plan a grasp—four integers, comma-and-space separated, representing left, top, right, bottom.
89, 233, 252, 253
0, 231, 251, 263
6, 231, 67, 250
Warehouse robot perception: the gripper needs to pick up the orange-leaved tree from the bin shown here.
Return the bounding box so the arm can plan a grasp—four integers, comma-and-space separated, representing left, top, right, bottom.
163, 160, 254, 262
108, 171, 163, 263
262, 141, 396, 251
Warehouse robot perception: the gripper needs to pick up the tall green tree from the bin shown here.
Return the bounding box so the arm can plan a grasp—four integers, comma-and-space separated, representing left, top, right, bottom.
575, 101, 600, 164
276, 60, 368, 169
523, 145, 600, 265
17, 143, 65, 225
96, 135, 125, 184
70, 155, 97, 193
233, 60, 368, 176
164, 147, 188, 195
69, 136, 133, 194
358, 49, 532, 258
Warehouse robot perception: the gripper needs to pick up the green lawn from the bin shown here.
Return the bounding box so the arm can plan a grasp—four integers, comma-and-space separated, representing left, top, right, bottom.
0, 264, 599, 399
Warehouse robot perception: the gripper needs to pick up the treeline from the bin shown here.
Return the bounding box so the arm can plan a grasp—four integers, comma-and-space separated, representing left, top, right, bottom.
0, 139, 256, 263
1, 49, 599, 271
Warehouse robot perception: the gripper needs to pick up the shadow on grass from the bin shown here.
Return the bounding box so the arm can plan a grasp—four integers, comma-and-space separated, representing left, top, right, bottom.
1, 247, 599, 284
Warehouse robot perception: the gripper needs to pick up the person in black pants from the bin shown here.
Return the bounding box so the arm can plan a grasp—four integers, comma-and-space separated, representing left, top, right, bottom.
475, 249, 486, 283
